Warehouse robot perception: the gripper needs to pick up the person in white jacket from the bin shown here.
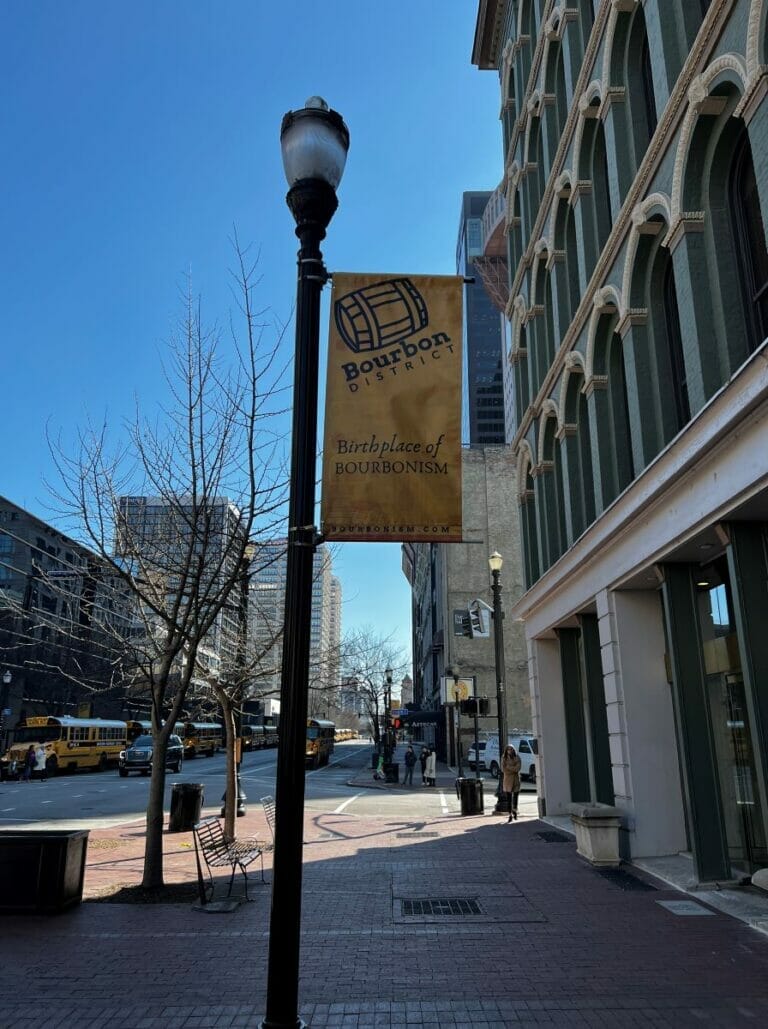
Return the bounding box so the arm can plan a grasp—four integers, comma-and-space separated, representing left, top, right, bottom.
425, 748, 436, 787
35, 745, 48, 782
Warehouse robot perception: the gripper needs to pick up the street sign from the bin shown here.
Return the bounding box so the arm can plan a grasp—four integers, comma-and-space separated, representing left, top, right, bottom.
440, 675, 475, 704
392, 708, 409, 717
453, 609, 471, 637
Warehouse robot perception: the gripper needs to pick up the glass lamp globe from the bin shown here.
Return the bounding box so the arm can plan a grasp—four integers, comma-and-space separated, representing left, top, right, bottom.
489, 551, 503, 573
280, 97, 350, 190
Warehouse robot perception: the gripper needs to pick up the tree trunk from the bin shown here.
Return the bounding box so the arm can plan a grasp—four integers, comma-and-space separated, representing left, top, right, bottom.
142, 735, 170, 888
222, 698, 237, 840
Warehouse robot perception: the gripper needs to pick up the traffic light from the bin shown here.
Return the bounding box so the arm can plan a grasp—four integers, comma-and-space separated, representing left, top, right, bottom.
392, 718, 402, 730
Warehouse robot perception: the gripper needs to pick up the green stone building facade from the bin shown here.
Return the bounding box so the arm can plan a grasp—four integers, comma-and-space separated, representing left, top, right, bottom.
473, 0, 768, 881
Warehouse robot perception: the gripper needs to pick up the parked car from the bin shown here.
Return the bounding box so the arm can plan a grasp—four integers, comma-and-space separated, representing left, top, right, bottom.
467, 734, 538, 783
118, 734, 184, 776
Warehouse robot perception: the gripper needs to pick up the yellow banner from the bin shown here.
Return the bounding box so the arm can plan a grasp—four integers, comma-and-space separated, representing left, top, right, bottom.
322, 272, 463, 542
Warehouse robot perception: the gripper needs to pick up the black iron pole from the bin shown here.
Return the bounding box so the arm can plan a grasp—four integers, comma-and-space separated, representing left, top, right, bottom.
236, 553, 250, 816
492, 568, 510, 814
261, 177, 337, 1029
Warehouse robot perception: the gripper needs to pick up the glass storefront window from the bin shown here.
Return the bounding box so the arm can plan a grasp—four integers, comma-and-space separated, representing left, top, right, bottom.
698, 559, 767, 873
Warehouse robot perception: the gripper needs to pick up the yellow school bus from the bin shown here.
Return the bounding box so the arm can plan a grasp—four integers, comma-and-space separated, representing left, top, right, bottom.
181, 721, 222, 758
306, 719, 335, 769
4, 716, 127, 776
126, 719, 152, 743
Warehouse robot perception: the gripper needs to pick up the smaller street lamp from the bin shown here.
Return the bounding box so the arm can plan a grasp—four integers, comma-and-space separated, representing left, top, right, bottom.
489, 551, 510, 814
383, 666, 393, 764
1, 670, 12, 756
445, 664, 463, 777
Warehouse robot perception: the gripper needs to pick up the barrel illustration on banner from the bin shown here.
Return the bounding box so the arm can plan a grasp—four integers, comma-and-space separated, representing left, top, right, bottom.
334, 277, 429, 354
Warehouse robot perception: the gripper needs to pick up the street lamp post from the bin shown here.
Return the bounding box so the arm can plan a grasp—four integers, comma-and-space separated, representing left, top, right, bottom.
0, 670, 11, 755
383, 666, 393, 764
489, 551, 510, 814
261, 97, 349, 1029
236, 542, 256, 817
446, 665, 463, 777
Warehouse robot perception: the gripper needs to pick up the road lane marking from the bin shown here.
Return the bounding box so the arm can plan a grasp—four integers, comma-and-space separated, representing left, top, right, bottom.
439, 792, 449, 814
1, 808, 15, 812
40, 800, 52, 804
333, 792, 362, 814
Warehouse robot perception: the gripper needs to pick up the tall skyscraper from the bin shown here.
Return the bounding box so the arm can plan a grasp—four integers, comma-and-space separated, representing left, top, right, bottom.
456, 191, 506, 446
247, 540, 340, 698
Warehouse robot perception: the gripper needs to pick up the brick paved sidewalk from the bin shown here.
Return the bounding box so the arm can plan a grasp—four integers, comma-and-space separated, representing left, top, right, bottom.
3, 805, 768, 1028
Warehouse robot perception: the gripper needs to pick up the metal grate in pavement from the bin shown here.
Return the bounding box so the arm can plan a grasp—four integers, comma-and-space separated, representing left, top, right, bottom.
395, 832, 439, 838
534, 830, 572, 843
596, 867, 657, 891
400, 897, 482, 917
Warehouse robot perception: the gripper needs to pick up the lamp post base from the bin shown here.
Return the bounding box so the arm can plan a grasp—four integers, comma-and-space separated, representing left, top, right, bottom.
494, 789, 511, 814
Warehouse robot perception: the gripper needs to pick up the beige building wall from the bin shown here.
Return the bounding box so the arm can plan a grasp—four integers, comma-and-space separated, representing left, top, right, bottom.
441, 446, 530, 733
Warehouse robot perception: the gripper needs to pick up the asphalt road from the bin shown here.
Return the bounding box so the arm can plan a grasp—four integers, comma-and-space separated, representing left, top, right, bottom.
0, 739, 538, 830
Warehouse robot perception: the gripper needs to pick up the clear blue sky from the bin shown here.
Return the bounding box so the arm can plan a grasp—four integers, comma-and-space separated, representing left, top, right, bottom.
1, 1, 501, 658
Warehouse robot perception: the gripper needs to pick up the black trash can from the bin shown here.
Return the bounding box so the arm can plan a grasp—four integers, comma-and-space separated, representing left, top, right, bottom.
456, 777, 484, 816
168, 782, 205, 832
383, 762, 399, 784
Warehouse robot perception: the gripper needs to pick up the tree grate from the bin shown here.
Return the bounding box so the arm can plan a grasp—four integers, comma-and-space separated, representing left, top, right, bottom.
400, 897, 482, 917
534, 831, 572, 843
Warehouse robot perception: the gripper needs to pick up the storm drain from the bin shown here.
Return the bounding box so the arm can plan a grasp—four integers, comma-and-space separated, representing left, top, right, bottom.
400, 897, 482, 917
534, 830, 572, 843
395, 832, 439, 838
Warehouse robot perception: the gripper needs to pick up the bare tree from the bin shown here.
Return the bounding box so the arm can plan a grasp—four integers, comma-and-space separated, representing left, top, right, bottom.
48, 241, 290, 888
333, 628, 408, 749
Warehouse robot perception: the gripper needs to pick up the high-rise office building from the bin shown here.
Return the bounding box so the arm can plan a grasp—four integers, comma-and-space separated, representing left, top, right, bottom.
116, 495, 246, 676
248, 540, 340, 697
456, 191, 507, 445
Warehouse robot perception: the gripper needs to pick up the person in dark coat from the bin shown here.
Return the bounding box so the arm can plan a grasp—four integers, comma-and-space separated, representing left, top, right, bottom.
501, 744, 522, 822
419, 747, 429, 785
22, 745, 36, 782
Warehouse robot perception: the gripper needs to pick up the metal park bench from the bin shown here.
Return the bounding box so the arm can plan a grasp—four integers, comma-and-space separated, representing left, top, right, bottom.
260, 795, 276, 844
192, 816, 265, 901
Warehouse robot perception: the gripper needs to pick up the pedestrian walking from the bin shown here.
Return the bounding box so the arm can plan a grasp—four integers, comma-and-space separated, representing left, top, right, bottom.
35, 744, 47, 781
22, 745, 36, 782
419, 746, 429, 785
425, 748, 436, 787
403, 745, 416, 786
502, 744, 522, 821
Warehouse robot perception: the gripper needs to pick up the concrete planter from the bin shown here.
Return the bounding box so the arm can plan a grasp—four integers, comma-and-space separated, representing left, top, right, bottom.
0, 829, 89, 913
569, 804, 622, 867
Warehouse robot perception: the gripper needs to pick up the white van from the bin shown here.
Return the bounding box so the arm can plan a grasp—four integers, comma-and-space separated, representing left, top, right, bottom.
467, 734, 538, 783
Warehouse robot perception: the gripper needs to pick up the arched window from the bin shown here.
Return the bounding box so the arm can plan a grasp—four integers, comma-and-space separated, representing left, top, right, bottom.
520, 460, 540, 588
639, 21, 657, 141
607, 332, 634, 496
554, 194, 580, 325
577, 388, 596, 531
526, 117, 546, 226
663, 259, 690, 430
519, 0, 535, 93
592, 121, 613, 252
729, 131, 768, 353
508, 189, 523, 272
514, 325, 530, 420
541, 417, 567, 566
